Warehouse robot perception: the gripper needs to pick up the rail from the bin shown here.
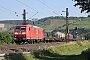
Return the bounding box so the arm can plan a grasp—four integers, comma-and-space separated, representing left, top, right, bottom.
0, 52, 31, 57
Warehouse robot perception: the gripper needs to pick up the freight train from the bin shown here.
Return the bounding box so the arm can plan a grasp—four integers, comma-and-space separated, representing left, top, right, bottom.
14, 23, 80, 44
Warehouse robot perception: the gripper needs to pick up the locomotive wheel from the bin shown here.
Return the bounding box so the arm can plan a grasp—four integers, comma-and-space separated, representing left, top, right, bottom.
32, 41, 34, 44
37, 40, 40, 43
14, 40, 17, 43
31, 40, 34, 44
28, 41, 31, 44
14, 40, 20, 45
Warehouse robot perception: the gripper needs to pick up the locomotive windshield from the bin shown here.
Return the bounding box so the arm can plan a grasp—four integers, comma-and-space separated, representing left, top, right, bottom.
16, 26, 20, 30
21, 26, 26, 30
15, 26, 26, 30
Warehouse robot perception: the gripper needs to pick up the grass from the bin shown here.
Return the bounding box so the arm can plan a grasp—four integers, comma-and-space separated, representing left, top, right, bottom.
60, 17, 90, 30
32, 40, 90, 60
49, 41, 89, 55
42, 20, 76, 32
3, 40, 90, 60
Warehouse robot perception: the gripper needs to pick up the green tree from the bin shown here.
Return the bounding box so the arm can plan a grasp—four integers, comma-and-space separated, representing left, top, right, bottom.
85, 32, 90, 39
0, 32, 14, 45
73, 0, 90, 13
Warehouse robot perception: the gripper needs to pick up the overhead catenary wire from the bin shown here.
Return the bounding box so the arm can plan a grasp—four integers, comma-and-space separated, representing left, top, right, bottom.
37, 0, 60, 16
0, 5, 21, 16
27, 0, 54, 17
1, 0, 39, 19
42, 0, 61, 15
0, 8, 15, 15
0, 0, 61, 20
27, 12, 38, 20
0, 0, 22, 15
0, 0, 43, 20
16, 0, 45, 16
16, 0, 37, 12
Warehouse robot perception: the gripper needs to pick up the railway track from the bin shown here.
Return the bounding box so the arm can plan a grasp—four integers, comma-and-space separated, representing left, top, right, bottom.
0, 42, 66, 54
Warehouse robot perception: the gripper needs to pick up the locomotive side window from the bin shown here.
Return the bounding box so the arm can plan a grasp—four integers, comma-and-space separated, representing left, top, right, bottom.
16, 26, 20, 30
21, 26, 26, 30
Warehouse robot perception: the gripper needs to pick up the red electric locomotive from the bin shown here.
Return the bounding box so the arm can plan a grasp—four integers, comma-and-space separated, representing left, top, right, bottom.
14, 9, 45, 44
14, 24, 44, 44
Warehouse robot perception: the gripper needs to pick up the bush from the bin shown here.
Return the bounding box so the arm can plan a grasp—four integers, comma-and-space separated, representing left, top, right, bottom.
0, 32, 14, 45
81, 48, 90, 59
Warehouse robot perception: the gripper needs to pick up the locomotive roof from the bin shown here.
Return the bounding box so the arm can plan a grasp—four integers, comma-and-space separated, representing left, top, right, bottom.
32, 26, 40, 28
15, 24, 43, 29
31, 25, 43, 29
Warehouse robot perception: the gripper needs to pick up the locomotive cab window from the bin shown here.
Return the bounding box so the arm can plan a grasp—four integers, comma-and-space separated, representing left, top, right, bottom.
21, 26, 26, 30
16, 26, 20, 30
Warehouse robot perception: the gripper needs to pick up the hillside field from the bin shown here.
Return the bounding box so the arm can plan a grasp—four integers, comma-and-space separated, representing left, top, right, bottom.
0, 16, 87, 32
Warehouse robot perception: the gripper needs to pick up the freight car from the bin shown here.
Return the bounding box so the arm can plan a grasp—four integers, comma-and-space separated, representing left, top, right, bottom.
44, 32, 74, 42
14, 24, 44, 44
54, 32, 80, 41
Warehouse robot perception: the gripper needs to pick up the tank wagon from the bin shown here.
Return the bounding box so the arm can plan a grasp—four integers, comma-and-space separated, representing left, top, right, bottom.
14, 24, 44, 44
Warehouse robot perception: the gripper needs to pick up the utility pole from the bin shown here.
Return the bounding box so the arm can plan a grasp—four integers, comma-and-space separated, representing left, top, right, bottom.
22, 9, 26, 24
65, 8, 69, 42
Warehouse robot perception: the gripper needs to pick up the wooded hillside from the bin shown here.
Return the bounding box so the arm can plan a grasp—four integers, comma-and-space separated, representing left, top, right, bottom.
0, 16, 87, 32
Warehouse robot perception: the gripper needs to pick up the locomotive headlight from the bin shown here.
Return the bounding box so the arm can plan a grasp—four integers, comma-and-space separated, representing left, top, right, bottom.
22, 32, 26, 34
14, 32, 18, 34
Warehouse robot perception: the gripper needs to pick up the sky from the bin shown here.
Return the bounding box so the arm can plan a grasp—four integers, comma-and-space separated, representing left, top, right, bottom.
0, 0, 89, 20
